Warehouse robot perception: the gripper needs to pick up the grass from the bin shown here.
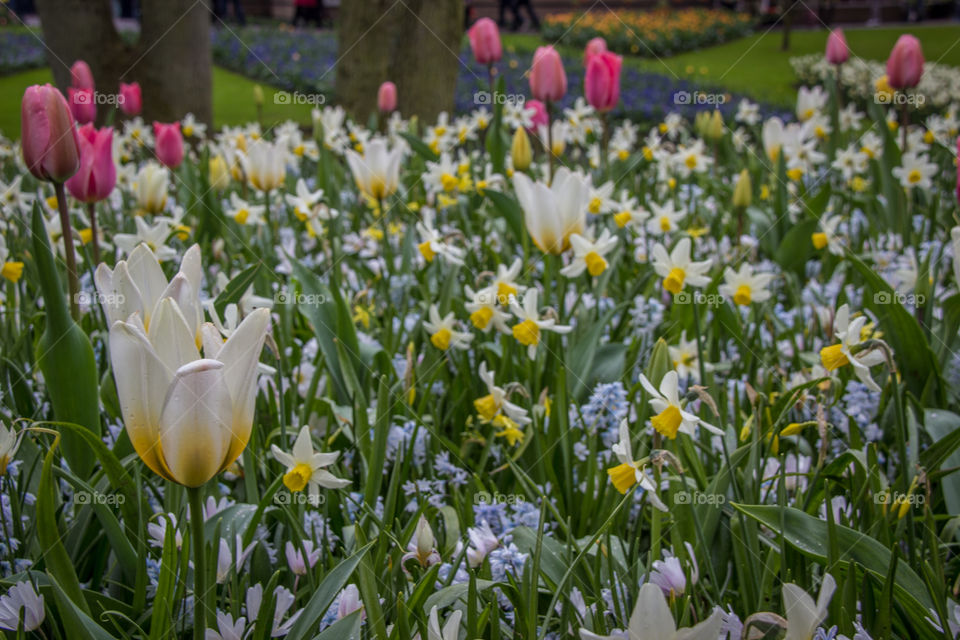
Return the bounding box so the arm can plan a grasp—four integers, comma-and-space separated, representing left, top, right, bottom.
0, 66, 312, 139
504, 23, 960, 106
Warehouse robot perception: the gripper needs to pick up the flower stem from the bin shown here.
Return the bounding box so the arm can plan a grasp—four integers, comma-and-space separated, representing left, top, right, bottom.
86, 202, 100, 264
53, 182, 80, 320
187, 485, 207, 640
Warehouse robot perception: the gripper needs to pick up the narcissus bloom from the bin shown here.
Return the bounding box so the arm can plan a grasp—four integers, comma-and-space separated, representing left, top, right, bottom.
606, 420, 666, 509
639, 370, 721, 440
892, 151, 937, 191
0, 236, 23, 284
651, 237, 711, 295
508, 289, 571, 359
578, 583, 723, 640
819, 304, 885, 392
474, 361, 531, 425
271, 425, 350, 496
423, 304, 474, 351
719, 263, 774, 306
560, 228, 618, 278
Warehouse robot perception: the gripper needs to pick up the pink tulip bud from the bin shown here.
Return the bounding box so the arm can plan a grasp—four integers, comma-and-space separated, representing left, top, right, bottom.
378, 81, 397, 114
525, 99, 548, 132
119, 82, 142, 117
886, 34, 924, 90
584, 37, 607, 64
67, 87, 96, 125
70, 60, 95, 91
21, 84, 81, 183
66, 124, 116, 203
585, 50, 622, 112
825, 29, 849, 65
529, 46, 567, 103
153, 122, 184, 168
468, 18, 502, 65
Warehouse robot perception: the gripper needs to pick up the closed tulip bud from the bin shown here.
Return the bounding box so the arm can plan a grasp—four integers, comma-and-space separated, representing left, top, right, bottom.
67, 87, 96, 125
70, 60, 95, 90
707, 110, 724, 141
584, 37, 607, 64
118, 82, 142, 116
153, 122, 184, 169
253, 84, 264, 107
585, 50, 622, 113
733, 169, 752, 208
886, 34, 924, 90
209, 154, 230, 191
21, 84, 81, 183
529, 46, 566, 102
468, 17, 502, 65
525, 99, 548, 133
511, 126, 532, 171
694, 111, 710, 138
65, 124, 116, 203
825, 29, 849, 65
377, 81, 397, 114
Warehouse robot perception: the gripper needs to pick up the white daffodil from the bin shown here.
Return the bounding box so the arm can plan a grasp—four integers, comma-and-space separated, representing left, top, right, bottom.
645, 200, 686, 236
651, 237, 712, 295
465, 286, 511, 333
561, 229, 618, 278
181, 112, 207, 138
668, 331, 701, 383
892, 151, 937, 191
812, 214, 845, 256
783, 574, 836, 640
796, 86, 827, 121
416, 214, 466, 266
242, 139, 286, 192
284, 178, 325, 220
719, 263, 774, 306
0, 235, 22, 284
0, 581, 45, 632
0, 421, 22, 476
610, 191, 648, 229
227, 193, 267, 226
423, 152, 462, 195
673, 139, 713, 177
579, 583, 723, 640
474, 361, 531, 425
423, 304, 474, 351
489, 258, 525, 304
819, 304, 886, 392
639, 370, 721, 440
134, 162, 169, 214
586, 180, 616, 215
271, 425, 350, 497
508, 289, 572, 360
345, 137, 403, 200
513, 167, 589, 254
0, 175, 36, 214
427, 605, 462, 640
606, 420, 667, 509
113, 217, 177, 262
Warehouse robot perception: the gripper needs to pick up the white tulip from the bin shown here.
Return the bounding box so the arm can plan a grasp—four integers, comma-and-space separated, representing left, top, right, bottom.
513, 167, 589, 254
344, 137, 403, 200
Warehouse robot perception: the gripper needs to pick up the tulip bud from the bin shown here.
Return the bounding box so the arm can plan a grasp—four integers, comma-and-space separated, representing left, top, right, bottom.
886, 34, 924, 90
153, 122, 184, 169
70, 60, 95, 91
21, 84, 80, 183
209, 154, 230, 191
119, 82, 142, 117
67, 87, 96, 124
511, 126, 532, 171
706, 110, 724, 141
525, 99, 548, 133
825, 29, 849, 65
468, 17, 502, 65
733, 169, 752, 208
584, 50, 622, 113
65, 124, 116, 203
377, 81, 397, 114
253, 84, 264, 107
529, 46, 567, 102
584, 37, 607, 64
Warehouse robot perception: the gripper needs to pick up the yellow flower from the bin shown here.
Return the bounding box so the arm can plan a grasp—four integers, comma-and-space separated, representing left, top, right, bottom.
663, 268, 685, 294
512, 319, 540, 346
812, 232, 828, 250
1, 261, 23, 283
474, 394, 498, 421
820, 343, 849, 371
651, 405, 683, 439
511, 127, 532, 171
608, 463, 638, 493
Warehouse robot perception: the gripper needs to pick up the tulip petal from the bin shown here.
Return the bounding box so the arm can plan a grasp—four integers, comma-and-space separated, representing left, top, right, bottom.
126, 244, 168, 324
147, 297, 201, 375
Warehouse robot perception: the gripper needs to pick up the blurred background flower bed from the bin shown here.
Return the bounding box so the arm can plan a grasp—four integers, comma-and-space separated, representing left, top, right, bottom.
0, 30, 47, 75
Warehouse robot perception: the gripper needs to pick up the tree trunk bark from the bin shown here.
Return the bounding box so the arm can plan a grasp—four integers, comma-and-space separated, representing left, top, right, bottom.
33, 0, 212, 125
337, 0, 463, 124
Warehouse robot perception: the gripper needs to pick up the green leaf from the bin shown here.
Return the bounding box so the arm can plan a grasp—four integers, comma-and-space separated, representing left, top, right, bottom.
922, 409, 960, 518
774, 219, 818, 276
213, 263, 261, 317
423, 580, 498, 613
399, 131, 440, 162
312, 609, 363, 640
483, 190, 524, 241
46, 572, 116, 639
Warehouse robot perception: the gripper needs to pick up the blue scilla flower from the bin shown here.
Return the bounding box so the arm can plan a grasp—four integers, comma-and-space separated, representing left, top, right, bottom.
434, 451, 469, 488
386, 420, 429, 466
581, 382, 628, 437
474, 501, 509, 535
814, 626, 840, 640
488, 542, 528, 581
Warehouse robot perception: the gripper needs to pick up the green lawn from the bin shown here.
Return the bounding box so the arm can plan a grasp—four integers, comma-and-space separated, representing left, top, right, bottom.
0, 67, 312, 139
504, 23, 960, 106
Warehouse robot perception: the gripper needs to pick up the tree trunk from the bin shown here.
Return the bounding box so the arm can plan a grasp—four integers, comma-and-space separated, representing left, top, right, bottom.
337, 0, 463, 124
33, 0, 212, 125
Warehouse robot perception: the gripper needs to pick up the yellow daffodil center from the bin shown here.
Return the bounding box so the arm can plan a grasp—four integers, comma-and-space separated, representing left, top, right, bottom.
787, 167, 804, 181
589, 197, 603, 214
1, 262, 24, 283
512, 319, 540, 346
418, 241, 435, 262
183, 125, 194, 137
431, 328, 452, 350
733, 285, 752, 306
820, 343, 849, 371
441, 173, 458, 192
235, 209, 249, 225
614, 211, 632, 228
497, 282, 517, 304
651, 405, 683, 439
659, 216, 672, 232
684, 154, 698, 169
470, 307, 493, 329
850, 176, 867, 192
812, 232, 828, 249
607, 463, 637, 494
283, 463, 312, 492
474, 394, 499, 420
663, 268, 686, 294
907, 169, 922, 184
494, 420, 524, 446
79, 229, 93, 244
618, 149, 630, 161
585, 251, 607, 277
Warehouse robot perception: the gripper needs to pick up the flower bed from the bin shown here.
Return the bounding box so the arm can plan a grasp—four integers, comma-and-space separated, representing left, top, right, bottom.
542, 9, 755, 58
0, 30, 48, 75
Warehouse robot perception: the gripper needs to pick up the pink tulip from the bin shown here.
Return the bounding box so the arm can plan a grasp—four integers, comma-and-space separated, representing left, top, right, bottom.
21, 84, 80, 183
585, 50, 622, 112
886, 34, 924, 90
153, 122, 184, 168
70, 60, 95, 91
119, 82, 142, 117
468, 18, 502, 65
525, 99, 548, 132
584, 37, 607, 64
67, 87, 96, 125
529, 46, 567, 103
378, 81, 397, 114
825, 29, 849, 65
66, 124, 116, 203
